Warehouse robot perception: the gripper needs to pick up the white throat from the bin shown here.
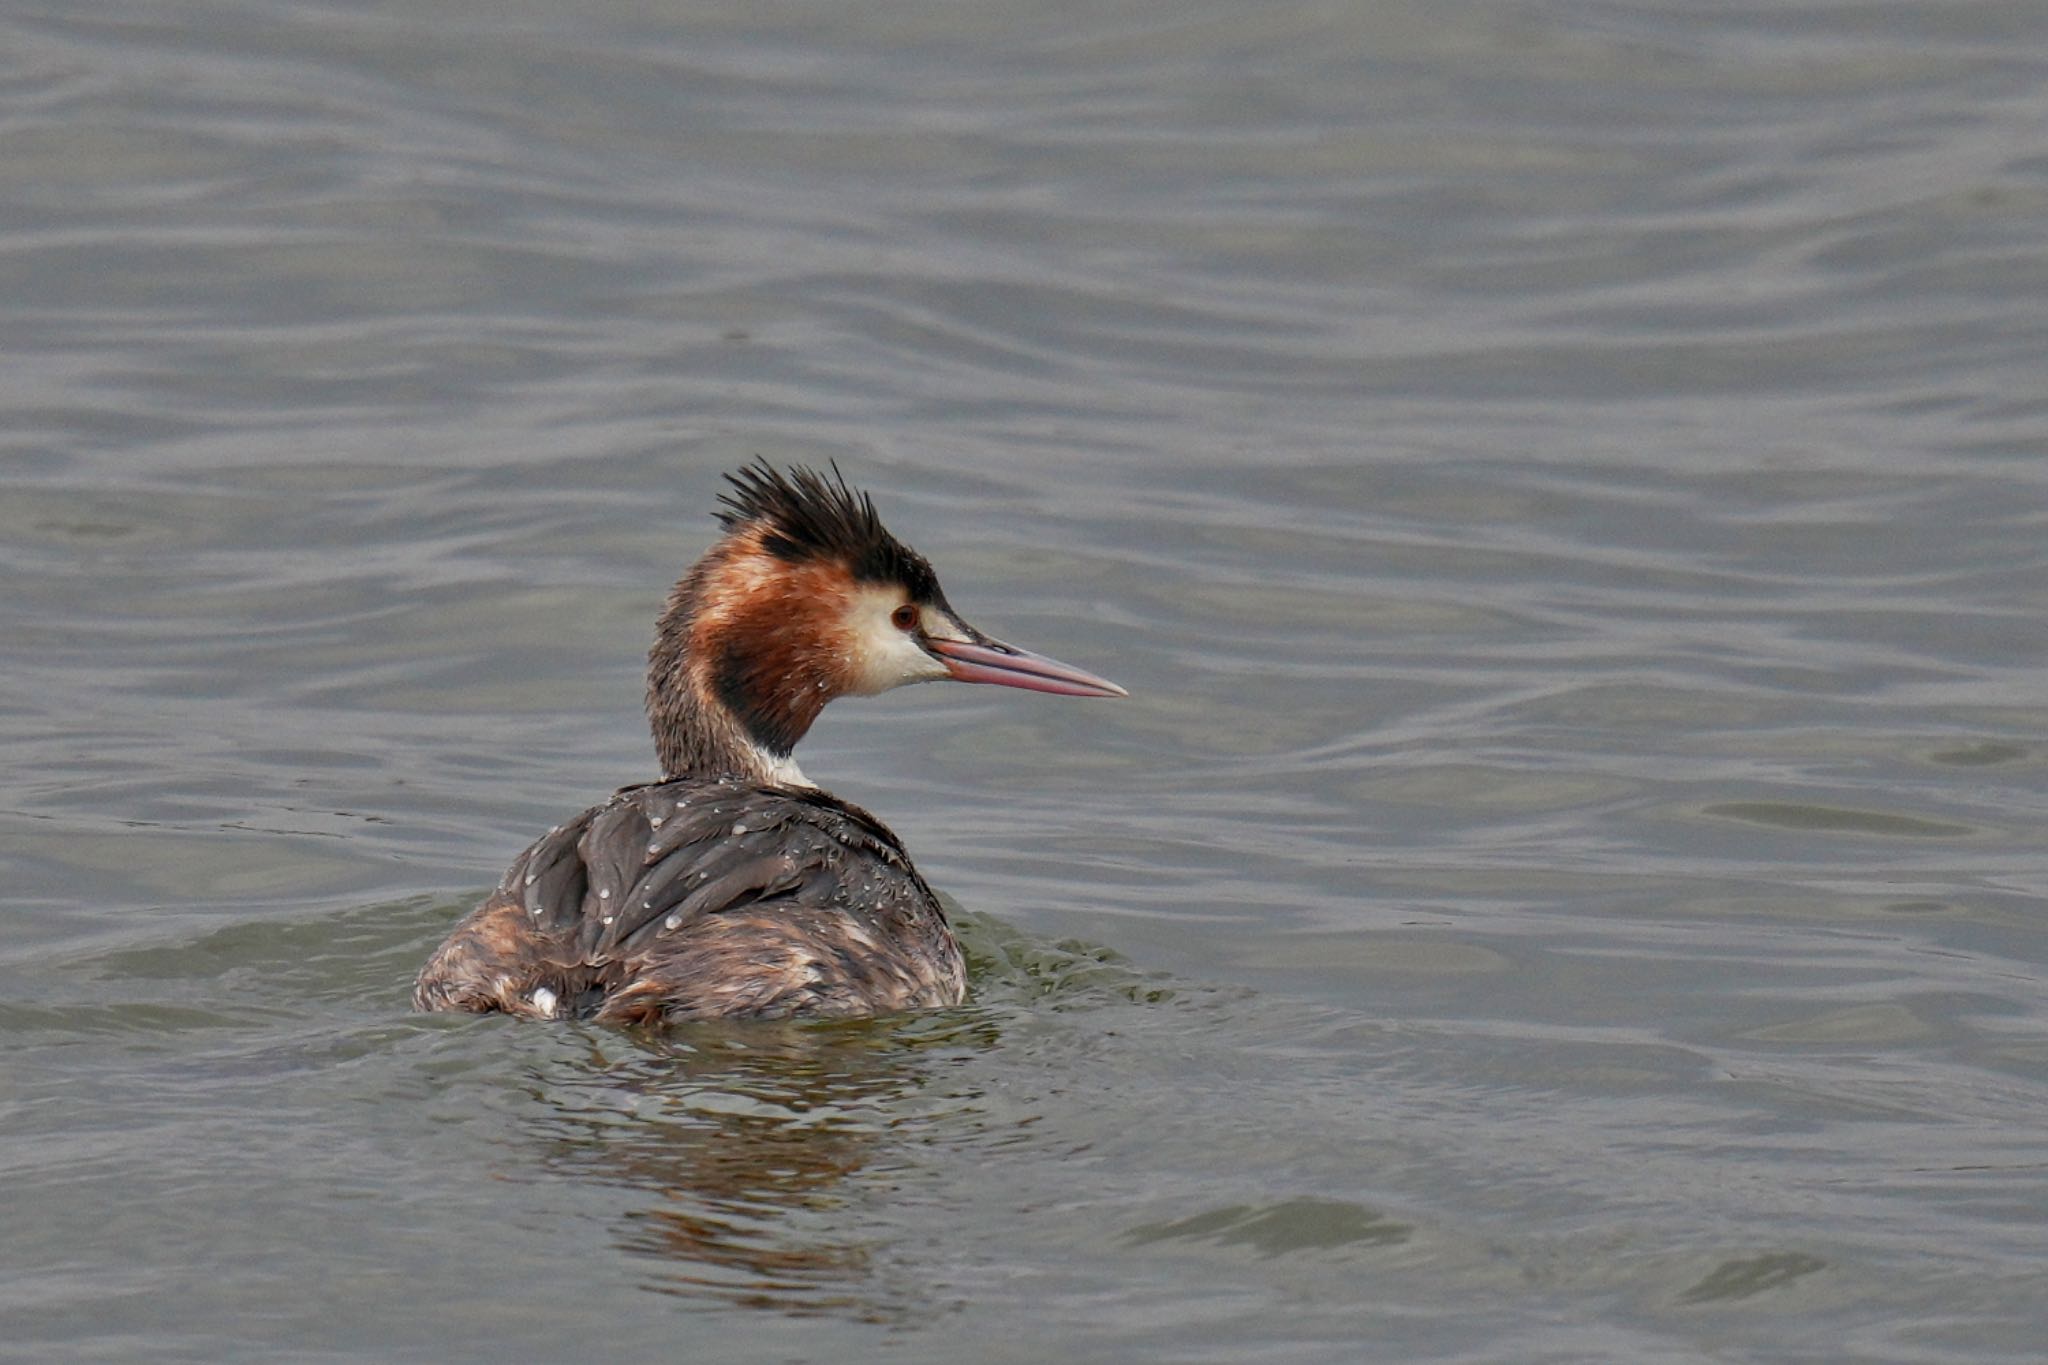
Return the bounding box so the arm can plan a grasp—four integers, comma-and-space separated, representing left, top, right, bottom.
750, 743, 813, 790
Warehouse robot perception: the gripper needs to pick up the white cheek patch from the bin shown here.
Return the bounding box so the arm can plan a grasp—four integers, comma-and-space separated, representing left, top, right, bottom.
844, 588, 950, 694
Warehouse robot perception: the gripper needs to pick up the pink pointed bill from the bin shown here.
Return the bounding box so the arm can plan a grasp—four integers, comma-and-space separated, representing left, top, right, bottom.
927, 636, 1128, 698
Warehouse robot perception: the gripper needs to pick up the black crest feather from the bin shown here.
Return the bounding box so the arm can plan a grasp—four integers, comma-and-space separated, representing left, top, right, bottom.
715, 460, 941, 600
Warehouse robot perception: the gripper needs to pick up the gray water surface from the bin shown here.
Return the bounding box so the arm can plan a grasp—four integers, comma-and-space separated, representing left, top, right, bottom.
5, 2, 2048, 1361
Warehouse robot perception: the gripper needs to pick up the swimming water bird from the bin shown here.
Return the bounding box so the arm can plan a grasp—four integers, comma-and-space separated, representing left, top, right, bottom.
414, 462, 1125, 1024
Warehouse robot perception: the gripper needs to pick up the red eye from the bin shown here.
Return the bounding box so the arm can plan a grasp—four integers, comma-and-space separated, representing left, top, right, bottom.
891, 603, 919, 632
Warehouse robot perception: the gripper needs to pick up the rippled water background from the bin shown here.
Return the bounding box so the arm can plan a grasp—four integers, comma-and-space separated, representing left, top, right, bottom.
5, 1, 2048, 1360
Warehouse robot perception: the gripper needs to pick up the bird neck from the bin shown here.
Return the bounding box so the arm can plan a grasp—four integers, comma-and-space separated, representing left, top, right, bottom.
645, 561, 821, 788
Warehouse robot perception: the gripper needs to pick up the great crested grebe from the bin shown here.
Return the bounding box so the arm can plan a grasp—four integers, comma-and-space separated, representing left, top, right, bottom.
414, 461, 1125, 1024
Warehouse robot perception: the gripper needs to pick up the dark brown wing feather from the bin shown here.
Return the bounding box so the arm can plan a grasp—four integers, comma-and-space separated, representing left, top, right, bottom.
413, 778, 966, 1023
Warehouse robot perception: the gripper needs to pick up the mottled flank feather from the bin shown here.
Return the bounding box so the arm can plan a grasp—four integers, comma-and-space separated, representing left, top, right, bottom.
413, 778, 966, 1023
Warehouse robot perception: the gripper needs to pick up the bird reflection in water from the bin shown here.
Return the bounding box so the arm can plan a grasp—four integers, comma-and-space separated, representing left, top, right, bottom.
520, 1010, 1004, 1319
